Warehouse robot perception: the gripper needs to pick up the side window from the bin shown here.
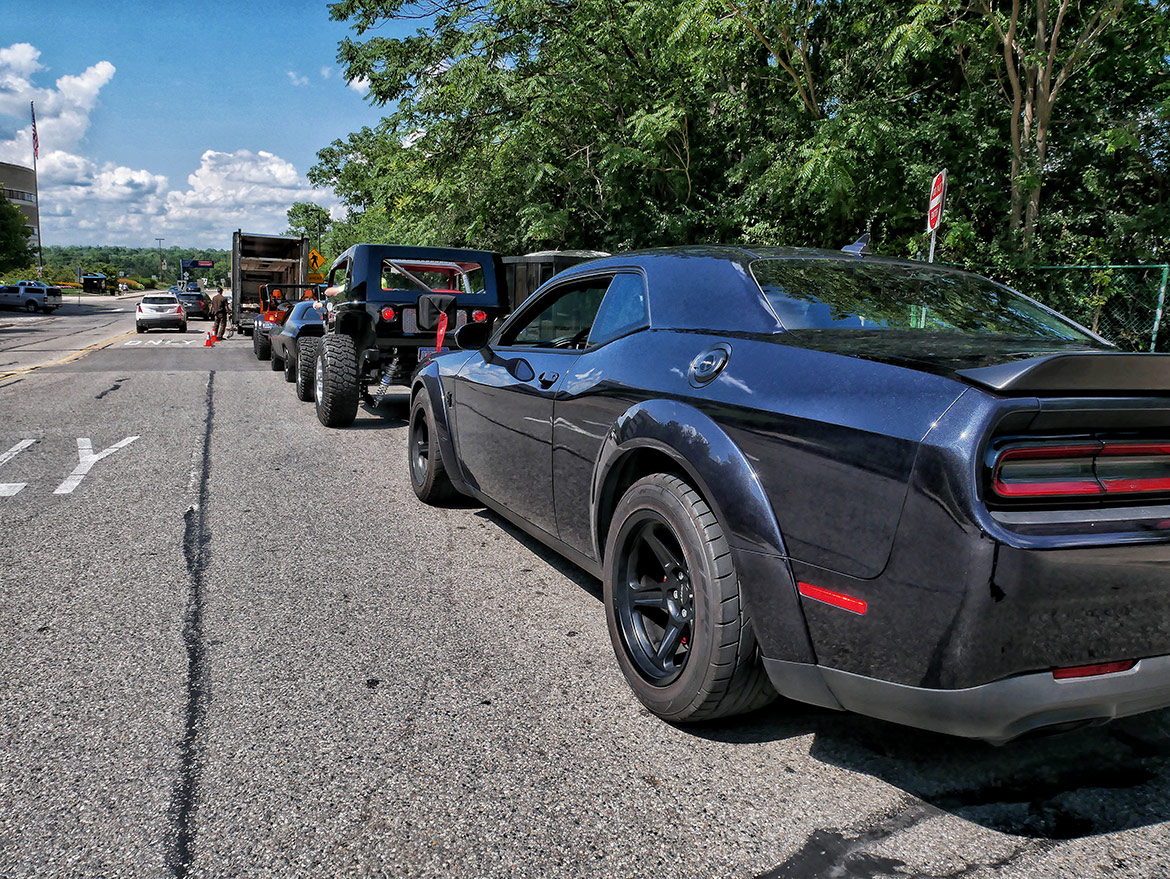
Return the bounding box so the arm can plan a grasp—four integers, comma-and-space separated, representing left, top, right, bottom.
327, 260, 352, 303
587, 273, 648, 347
502, 279, 610, 349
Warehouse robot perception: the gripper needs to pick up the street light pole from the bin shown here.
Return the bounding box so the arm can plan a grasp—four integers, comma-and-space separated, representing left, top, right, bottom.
155, 238, 165, 286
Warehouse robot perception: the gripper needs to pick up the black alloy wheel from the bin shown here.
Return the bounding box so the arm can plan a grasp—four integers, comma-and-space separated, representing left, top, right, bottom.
408, 390, 456, 503
603, 473, 776, 722
613, 512, 695, 685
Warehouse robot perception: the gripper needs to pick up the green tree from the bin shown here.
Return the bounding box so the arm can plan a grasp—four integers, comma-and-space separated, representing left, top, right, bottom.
317, 0, 1169, 275
0, 190, 33, 273
285, 202, 333, 249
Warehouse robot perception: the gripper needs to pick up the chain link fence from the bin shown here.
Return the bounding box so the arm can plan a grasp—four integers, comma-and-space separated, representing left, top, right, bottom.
990, 264, 1170, 353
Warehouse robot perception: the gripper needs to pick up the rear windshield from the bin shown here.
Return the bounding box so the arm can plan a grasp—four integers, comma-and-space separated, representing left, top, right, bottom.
381, 259, 486, 296
142, 295, 177, 304
751, 259, 1098, 342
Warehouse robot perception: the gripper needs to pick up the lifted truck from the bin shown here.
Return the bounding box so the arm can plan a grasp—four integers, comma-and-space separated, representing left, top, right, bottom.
0, 280, 63, 313
313, 244, 508, 427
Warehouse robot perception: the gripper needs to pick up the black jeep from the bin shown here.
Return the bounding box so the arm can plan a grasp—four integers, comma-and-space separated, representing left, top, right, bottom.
314, 244, 507, 427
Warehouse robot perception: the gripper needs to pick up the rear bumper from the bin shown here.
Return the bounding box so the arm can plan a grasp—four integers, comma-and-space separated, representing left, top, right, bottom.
764, 656, 1170, 743
138, 314, 184, 327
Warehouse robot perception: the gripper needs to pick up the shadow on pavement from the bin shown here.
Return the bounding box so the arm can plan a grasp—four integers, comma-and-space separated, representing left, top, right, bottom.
466, 497, 1170, 844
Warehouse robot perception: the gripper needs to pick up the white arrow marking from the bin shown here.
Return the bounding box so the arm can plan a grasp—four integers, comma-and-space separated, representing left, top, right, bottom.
54, 436, 139, 495
0, 438, 35, 496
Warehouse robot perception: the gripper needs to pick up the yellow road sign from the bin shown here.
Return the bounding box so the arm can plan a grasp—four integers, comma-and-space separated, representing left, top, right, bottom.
307, 272, 326, 284
308, 249, 326, 272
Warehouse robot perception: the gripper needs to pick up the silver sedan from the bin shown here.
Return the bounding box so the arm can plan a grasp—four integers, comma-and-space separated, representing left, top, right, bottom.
136, 294, 187, 333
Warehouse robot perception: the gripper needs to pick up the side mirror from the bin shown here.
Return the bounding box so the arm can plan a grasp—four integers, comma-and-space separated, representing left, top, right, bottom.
453, 322, 491, 351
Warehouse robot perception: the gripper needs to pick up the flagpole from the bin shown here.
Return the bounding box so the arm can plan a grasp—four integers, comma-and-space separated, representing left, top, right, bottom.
30, 101, 43, 271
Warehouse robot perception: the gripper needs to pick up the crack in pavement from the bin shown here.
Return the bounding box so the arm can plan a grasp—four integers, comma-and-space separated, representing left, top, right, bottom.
165, 370, 215, 878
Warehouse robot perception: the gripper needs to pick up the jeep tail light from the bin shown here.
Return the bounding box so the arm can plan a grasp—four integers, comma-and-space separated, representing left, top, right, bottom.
471, 310, 488, 323
992, 441, 1170, 499
381, 307, 397, 321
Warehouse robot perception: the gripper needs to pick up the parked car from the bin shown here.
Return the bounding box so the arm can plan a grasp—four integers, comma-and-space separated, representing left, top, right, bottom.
177, 291, 210, 320
268, 299, 326, 400
252, 283, 319, 360
407, 244, 1170, 743
0, 280, 62, 313
184, 281, 202, 293
136, 293, 187, 333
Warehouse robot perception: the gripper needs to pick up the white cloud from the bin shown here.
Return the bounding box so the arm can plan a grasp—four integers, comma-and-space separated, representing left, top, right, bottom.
0, 43, 43, 79
320, 66, 333, 80
347, 76, 370, 95
287, 71, 309, 87
0, 43, 338, 247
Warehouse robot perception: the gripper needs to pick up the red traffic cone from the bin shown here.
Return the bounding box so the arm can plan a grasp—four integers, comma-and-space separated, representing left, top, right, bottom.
204, 331, 215, 347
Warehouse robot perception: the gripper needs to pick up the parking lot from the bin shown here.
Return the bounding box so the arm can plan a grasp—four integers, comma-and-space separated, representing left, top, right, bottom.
2, 309, 1170, 878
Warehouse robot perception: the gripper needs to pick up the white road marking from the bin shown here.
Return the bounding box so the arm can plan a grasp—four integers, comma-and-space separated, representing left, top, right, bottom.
123, 339, 197, 347
0, 439, 35, 497
53, 436, 139, 495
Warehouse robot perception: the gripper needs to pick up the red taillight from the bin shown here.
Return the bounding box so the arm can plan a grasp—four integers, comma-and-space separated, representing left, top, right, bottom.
992, 441, 1170, 499
381, 307, 397, 321
471, 310, 488, 323
797, 582, 867, 615
1053, 660, 1136, 680
993, 444, 1101, 497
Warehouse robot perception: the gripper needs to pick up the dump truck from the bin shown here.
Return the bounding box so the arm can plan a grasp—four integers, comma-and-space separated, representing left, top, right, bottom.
230, 230, 309, 335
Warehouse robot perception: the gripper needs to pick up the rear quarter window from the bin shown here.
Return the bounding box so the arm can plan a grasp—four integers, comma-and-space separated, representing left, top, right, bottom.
751, 258, 1098, 342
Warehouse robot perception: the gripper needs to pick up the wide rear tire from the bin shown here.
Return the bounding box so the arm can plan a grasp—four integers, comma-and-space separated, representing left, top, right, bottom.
296, 337, 319, 401
603, 473, 776, 723
408, 390, 457, 504
270, 347, 283, 371
253, 329, 270, 360
282, 345, 296, 381
314, 335, 359, 427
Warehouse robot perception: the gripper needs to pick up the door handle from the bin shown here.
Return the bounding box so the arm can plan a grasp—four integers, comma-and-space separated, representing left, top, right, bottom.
537, 371, 560, 389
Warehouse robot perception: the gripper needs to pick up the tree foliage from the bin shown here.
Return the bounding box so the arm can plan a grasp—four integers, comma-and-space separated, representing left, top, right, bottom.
0, 191, 33, 274
314, 0, 1170, 272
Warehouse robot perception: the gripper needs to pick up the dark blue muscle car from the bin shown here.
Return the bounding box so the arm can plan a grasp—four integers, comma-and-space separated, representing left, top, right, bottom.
407, 245, 1170, 742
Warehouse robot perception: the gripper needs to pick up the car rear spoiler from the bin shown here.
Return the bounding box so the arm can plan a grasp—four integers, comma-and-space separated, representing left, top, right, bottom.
957, 352, 1170, 394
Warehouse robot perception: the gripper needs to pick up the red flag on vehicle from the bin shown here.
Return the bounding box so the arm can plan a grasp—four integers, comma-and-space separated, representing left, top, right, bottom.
435, 311, 449, 353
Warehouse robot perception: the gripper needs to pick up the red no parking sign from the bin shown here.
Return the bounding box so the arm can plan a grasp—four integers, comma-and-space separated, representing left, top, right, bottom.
926, 169, 947, 262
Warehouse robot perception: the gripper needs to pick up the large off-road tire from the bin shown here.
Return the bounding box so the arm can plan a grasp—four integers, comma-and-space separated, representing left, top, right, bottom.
408, 390, 457, 503
253, 329, 270, 360
282, 344, 296, 381
295, 337, 319, 401
270, 347, 283, 371
314, 334, 359, 427
603, 473, 776, 723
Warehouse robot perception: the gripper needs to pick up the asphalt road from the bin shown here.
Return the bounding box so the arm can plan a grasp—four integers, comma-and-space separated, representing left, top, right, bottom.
2, 306, 1170, 878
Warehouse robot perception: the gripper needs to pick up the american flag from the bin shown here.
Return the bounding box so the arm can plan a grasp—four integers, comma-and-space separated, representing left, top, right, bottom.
30, 102, 38, 160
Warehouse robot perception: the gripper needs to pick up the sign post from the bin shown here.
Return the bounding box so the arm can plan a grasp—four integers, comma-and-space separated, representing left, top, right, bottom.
926, 169, 947, 263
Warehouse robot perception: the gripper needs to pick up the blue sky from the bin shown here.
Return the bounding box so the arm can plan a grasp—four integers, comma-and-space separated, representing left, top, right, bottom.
0, 1, 414, 248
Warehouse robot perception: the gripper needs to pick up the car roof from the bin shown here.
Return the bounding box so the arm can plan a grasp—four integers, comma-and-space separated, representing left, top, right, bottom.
539, 245, 998, 335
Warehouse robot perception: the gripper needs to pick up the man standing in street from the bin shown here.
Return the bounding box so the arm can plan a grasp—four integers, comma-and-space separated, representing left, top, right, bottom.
211, 287, 228, 340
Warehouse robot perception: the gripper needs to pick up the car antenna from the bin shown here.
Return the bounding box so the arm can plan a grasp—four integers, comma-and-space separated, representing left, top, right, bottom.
842, 234, 871, 256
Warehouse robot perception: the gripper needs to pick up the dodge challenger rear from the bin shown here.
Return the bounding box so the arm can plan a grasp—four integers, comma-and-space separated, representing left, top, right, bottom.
408, 247, 1170, 742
